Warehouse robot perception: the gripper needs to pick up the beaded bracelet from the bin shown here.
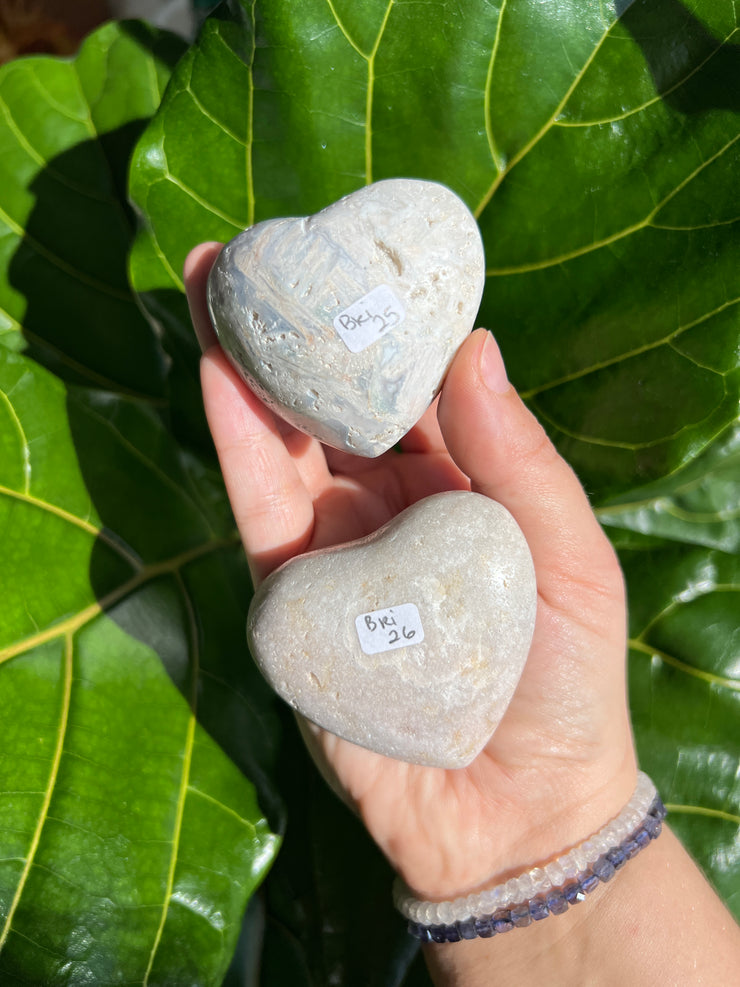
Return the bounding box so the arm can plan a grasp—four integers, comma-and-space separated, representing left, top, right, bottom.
394, 771, 666, 943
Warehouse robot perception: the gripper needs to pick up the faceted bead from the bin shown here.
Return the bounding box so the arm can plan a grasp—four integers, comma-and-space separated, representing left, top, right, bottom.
634, 828, 651, 849
429, 925, 447, 944
581, 874, 600, 894
606, 847, 627, 870
529, 897, 549, 921
544, 860, 566, 886
510, 903, 532, 927
474, 915, 496, 939
563, 882, 586, 905
580, 841, 597, 864
457, 917, 478, 940
492, 908, 514, 933
560, 853, 580, 881
517, 872, 536, 898
570, 847, 588, 872
546, 890, 569, 915
643, 815, 662, 838
528, 867, 547, 894
623, 839, 640, 859
444, 924, 461, 943
504, 878, 521, 904
592, 856, 616, 882
485, 885, 506, 910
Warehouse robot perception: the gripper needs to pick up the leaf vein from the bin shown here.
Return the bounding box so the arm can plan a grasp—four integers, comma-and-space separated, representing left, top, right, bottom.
521, 295, 740, 399
186, 786, 258, 834
665, 803, 740, 825
162, 171, 245, 230
630, 637, 740, 691
475, 11, 621, 217
483, 0, 507, 172
554, 26, 739, 129
0, 391, 31, 494
0, 201, 134, 302
143, 572, 199, 982
0, 633, 73, 950
324, 0, 369, 59
0, 483, 139, 567
0, 536, 237, 667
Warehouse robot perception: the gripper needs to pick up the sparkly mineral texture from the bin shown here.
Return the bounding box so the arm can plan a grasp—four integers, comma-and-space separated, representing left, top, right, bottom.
207, 179, 485, 456
247, 491, 537, 768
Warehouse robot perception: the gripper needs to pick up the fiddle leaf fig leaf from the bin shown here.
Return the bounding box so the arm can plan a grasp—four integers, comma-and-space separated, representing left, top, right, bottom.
621, 540, 740, 917
598, 421, 740, 553
0, 21, 186, 396
130, 0, 739, 499
124, 0, 739, 978
0, 21, 281, 985
0, 349, 281, 983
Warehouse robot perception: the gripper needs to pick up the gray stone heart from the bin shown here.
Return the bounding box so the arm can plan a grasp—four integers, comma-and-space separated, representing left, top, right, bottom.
247, 491, 537, 768
207, 179, 485, 456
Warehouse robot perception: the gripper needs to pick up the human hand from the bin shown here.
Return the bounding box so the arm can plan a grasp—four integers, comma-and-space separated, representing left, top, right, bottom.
185, 242, 637, 903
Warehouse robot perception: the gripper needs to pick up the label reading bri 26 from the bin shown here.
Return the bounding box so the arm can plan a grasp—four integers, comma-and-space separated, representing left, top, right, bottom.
355, 603, 424, 655
333, 285, 405, 353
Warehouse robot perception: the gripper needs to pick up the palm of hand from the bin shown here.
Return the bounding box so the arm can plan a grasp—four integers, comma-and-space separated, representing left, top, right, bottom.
186, 243, 636, 901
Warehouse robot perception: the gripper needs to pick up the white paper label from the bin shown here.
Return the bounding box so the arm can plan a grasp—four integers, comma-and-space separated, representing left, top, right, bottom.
355, 603, 424, 655
333, 285, 405, 353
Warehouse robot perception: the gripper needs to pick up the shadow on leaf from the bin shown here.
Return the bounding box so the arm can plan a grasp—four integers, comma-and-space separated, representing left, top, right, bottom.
617, 0, 740, 113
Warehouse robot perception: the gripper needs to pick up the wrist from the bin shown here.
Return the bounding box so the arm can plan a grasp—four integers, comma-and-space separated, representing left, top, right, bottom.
396, 771, 662, 940
394, 742, 638, 902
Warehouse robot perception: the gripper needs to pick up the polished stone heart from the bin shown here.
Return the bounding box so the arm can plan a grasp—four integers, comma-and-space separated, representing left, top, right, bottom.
247, 492, 537, 768
207, 179, 485, 456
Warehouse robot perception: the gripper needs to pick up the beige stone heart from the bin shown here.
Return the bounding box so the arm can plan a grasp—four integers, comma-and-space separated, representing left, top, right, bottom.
207, 179, 485, 456
247, 492, 537, 768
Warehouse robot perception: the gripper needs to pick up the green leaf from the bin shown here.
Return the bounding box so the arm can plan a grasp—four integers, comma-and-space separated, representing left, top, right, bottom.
0, 349, 281, 982
598, 420, 740, 553
0, 21, 282, 983
0, 21, 186, 398
130, 0, 739, 499
622, 541, 740, 916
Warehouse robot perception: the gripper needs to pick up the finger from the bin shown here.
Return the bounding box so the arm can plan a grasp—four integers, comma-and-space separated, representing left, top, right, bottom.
437, 329, 622, 614
200, 347, 318, 583
398, 396, 447, 454
184, 242, 223, 352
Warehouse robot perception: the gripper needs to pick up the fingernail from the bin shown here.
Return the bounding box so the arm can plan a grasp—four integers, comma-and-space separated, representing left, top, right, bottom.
479, 331, 510, 394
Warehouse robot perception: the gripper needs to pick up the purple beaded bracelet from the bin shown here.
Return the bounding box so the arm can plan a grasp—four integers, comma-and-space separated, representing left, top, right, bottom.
395, 774, 666, 944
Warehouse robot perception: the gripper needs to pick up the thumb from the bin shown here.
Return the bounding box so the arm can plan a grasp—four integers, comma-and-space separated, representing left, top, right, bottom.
437, 329, 622, 615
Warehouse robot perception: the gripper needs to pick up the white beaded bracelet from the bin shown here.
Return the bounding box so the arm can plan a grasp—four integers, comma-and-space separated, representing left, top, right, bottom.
393, 771, 666, 943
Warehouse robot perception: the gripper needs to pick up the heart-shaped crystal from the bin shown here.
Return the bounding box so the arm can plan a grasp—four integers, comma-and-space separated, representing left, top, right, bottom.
247, 492, 537, 768
207, 179, 485, 456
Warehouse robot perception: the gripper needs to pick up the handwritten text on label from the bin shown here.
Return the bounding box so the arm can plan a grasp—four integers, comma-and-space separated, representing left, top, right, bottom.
355, 603, 424, 655
333, 285, 405, 353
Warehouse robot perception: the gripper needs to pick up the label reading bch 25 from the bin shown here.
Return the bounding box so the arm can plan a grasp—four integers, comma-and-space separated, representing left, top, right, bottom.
333, 285, 405, 353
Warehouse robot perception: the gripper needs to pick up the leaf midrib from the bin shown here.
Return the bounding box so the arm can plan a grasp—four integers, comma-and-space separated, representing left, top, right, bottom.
0, 536, 237, 666
0, 633, 72, 951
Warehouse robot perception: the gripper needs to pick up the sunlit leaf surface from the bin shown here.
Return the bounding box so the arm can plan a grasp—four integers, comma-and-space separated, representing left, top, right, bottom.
0, 22, 280, 985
